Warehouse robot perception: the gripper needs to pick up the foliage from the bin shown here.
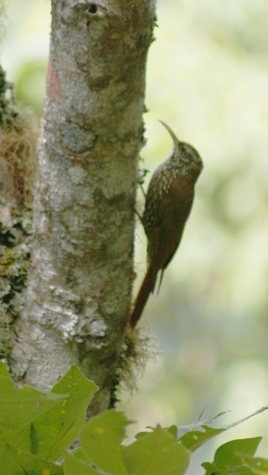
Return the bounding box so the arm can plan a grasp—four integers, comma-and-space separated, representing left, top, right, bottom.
0, 362, 268, 475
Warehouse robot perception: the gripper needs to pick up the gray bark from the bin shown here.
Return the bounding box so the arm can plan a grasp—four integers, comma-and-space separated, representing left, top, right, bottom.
10, 0, 155, 413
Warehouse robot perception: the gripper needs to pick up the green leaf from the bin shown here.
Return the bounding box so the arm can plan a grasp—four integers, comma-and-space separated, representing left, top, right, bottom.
202, 437, 262, 475
201, 461, 217, 475
241, 455, 268, 475
180, 425, 225, 452
64, 451, 101, 475
123, 425, 190, 475
80, 409, 129, 475
0, 363, 98, 473
135, 430, 152, 440
166, 425, 179, 438
0, 361, 66, 434
0, 360, 14, 383
214, 437, 262, 472
28, 364, 99, 461
0, 442, 63, 475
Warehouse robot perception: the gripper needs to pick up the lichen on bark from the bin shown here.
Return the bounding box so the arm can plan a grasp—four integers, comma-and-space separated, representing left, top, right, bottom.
0, 66, 39, 358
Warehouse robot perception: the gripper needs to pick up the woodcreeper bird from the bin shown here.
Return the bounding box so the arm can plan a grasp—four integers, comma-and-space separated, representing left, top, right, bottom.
126, 121, 203, 331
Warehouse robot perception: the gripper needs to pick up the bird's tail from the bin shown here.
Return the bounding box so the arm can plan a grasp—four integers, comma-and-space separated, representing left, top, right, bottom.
126, 265, 157, 331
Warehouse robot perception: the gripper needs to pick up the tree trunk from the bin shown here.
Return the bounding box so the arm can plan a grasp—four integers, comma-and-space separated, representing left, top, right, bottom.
10, 0, 155, 414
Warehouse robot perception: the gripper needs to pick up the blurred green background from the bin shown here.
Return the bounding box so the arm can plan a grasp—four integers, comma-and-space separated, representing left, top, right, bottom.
2, 0, 268, 471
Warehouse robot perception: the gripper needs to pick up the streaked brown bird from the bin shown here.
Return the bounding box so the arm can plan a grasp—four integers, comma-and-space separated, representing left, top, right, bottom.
126, 121, 203, 331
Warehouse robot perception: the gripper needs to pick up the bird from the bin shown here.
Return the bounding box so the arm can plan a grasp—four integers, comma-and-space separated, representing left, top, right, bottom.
126, 121, 203, 331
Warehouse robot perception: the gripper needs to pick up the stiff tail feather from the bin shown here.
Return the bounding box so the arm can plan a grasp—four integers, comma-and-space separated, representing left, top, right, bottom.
126, 265, 157, 331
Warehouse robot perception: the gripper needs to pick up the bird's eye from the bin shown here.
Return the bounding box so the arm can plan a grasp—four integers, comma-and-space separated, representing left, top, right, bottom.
181, 144, 191, 154
182, 143, 200, 160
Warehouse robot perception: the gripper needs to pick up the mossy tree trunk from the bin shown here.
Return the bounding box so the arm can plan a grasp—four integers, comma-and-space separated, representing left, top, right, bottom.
8, 0, 155, 414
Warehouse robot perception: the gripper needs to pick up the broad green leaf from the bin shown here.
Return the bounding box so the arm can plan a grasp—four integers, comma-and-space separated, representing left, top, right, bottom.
201, 461, 217, 475
0, 360, 15, 386
180, 425, 225, 452
202, 437, 262, 474
80, 410, 129, 475
214, 437, 262, 472
27, 364, 98, 461
241, 455, 268, 475
202, 461, 256, 475
64, 451, 101, 475
0, 441, 63, 475
202, 461, 255, 475
123, 425, 190, 475
0, 362, 66, 434
135, 430, 152, 440
0, 363, 98, 470
167, 425, 179, 438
